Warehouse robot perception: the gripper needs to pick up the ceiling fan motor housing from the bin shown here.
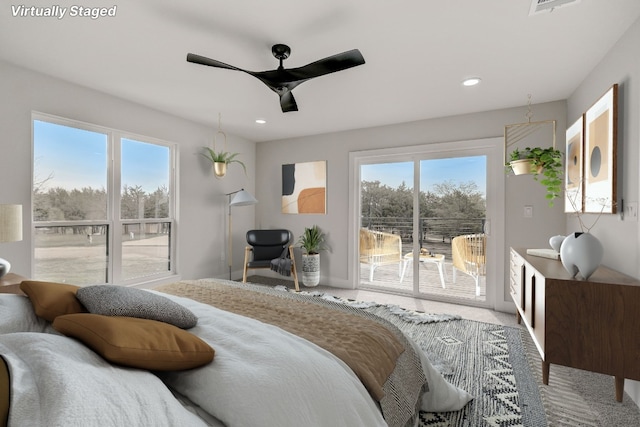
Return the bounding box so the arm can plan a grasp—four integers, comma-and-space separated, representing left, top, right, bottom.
272, 44, 291, 60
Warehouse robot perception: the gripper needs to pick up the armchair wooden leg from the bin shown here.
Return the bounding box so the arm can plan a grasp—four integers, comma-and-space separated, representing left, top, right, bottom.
288, 246, 300, 292
242, 246, 252, 283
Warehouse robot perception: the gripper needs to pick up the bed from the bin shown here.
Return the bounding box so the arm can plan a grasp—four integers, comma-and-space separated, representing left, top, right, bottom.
0, 278, 471, 427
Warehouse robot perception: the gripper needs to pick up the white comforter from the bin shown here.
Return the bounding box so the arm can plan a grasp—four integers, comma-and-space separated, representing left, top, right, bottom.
0, 291, 471, 427
158, 292, 388, 427
158, 292, 472, 426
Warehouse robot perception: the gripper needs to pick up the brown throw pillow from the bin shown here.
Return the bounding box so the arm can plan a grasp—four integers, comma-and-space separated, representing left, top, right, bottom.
52, 313, 214, 371
19, 281, 86, 322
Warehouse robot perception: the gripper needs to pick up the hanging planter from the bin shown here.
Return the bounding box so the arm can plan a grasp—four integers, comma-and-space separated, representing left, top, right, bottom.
201, 114, 247, 179
506, 146, 563, 206
202, 148, 247, 179
504, 95, 563, 205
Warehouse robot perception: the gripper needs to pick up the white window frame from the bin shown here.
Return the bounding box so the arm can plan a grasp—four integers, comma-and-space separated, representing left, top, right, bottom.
31, 112, 178, 286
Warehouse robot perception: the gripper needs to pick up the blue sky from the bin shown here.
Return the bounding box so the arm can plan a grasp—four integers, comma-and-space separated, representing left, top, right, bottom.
34, 120, 169, 193
121, 138, 169, 192
361, 156, 487, 194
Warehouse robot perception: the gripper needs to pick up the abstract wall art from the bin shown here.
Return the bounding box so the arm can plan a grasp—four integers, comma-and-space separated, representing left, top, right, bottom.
565, 115, 584, 213
584, 84, 617, 213
282, 160, 326, 214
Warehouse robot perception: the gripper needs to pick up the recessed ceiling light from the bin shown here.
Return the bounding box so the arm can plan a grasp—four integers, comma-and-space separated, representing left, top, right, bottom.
255, 119, 266, 124
462, 77, 481, 87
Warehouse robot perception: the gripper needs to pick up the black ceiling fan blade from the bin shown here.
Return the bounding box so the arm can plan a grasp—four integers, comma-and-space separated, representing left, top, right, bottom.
285, 49, 365, 81
186, 46, 364, 113
279, 91, 298, 112
186, 53, 246, 72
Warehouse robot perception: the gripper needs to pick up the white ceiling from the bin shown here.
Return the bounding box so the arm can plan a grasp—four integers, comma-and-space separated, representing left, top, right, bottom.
2, 0, 640, 142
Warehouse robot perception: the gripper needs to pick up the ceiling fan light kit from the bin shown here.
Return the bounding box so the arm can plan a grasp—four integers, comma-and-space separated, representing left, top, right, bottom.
187, 44, 365, 112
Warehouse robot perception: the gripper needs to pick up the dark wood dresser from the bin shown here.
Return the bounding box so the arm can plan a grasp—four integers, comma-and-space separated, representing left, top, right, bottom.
0, 273, 27, 295
510, 247, 640, 402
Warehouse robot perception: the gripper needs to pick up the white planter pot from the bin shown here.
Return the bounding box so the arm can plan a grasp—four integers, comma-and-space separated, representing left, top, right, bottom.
301, 253, 320, 287
510, 159, 542, 175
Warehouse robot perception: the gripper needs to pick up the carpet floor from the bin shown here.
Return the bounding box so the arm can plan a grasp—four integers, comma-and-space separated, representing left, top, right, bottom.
244, 276, 640, 426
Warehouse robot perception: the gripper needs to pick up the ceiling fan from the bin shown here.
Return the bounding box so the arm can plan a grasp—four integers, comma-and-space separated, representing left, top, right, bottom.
186, 44, 365, 113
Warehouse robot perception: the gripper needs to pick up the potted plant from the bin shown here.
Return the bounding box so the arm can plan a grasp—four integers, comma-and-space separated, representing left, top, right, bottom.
201, 147, 247, 178
506, 146, 563, 206
297, 225, 326, 287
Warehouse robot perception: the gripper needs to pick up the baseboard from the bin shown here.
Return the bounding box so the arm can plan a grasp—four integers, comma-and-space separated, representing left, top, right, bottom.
626, 380, 640, 409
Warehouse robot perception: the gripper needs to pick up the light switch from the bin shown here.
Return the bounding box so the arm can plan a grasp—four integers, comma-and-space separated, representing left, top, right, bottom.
524, 205, 533, 218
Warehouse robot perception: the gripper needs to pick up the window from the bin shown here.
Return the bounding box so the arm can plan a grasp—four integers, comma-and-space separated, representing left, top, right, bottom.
32, 113, 176, 285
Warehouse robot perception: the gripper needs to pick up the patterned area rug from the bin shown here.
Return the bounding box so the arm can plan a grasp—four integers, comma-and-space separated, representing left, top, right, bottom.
406, 320, 546, 427
271, 284, 545, 426
244, 277, 640, 426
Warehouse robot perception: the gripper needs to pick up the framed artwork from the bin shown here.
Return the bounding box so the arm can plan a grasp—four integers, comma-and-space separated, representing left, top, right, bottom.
584, 84, 617, 213
282, 160, 326, 214
564, 115, 584, 213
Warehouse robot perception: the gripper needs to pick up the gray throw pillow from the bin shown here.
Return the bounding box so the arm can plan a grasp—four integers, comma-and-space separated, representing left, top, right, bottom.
76, 285, 197, 329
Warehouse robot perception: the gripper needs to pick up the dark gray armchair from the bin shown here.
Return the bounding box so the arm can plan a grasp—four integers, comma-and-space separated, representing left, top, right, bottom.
242, 229, 299, 291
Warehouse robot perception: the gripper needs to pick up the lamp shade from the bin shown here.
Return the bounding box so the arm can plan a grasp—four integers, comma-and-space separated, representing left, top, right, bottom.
230, 189, 258, 207
0, 204, 23, 243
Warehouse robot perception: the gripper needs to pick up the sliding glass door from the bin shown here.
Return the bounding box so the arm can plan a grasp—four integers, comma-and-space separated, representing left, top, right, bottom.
354, 139, 502, 307
360, 161, 414, 293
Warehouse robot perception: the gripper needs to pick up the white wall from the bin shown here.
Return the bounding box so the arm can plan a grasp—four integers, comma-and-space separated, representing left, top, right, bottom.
0, 60, 256, 283
566, 16, 640, 407
255, 100, 567, 310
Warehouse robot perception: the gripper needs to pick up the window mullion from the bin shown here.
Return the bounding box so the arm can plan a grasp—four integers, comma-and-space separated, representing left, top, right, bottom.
110, 133, 122, 284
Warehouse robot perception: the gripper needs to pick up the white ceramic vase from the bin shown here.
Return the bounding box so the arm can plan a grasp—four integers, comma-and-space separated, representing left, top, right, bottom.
549, 235, 565, 252
0, 258, 10, 278
559, 232, 603, 280
301, 253, 320, 287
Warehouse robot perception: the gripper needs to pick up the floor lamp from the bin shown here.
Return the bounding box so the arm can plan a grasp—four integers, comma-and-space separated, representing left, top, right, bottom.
0, 204, 23, 278
226, 189, 258, 279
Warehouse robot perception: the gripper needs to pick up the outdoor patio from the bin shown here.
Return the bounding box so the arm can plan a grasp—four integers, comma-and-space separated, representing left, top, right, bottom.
359, 238, 487, 303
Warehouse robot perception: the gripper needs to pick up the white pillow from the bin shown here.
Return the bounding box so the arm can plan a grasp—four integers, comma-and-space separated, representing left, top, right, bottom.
0, 333, 209, 427
0, 294, 54, 334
